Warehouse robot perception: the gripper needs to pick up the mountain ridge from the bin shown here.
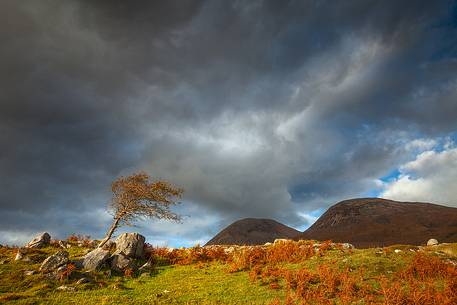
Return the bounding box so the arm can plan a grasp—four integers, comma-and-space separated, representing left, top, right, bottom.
205, 218, 300, 246
297, 198, 457, 247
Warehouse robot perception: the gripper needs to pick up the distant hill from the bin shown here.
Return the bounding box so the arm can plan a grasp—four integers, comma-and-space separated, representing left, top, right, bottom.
205, 218, 300, 246
296, 198, 457, 248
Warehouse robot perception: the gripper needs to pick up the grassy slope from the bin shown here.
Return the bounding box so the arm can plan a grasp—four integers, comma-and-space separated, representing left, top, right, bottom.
0, 243, 456, 304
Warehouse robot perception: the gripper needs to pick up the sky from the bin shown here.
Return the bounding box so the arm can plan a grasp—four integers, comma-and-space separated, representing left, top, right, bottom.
1, 0, 457, 247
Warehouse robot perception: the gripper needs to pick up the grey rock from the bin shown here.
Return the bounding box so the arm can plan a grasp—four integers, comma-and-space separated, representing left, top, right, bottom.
26, 232, 51, 248
110, 253, 136, 272
139, 261, 152, 270
341, 243, 355, 249
102, 240, 116, 250
56, 285, 75, 291
115, 233, 145, 258
427, 239, 439, 246
24, 270, 35, 276
58, 240, 71, 249
76, 277, 93, 285
82, 248, 110, 271
40, 251, 69, 272
15, 250, 24, 261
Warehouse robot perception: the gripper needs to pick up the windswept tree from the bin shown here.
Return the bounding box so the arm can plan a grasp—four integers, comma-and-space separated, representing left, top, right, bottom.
98, 172, 184, 248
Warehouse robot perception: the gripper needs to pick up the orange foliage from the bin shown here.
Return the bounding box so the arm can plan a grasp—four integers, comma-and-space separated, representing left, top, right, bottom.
59, 263, 76, 281
147, 240, 456, 304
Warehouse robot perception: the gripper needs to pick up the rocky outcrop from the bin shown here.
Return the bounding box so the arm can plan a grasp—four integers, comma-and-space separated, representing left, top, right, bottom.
110, 253, 137, 272
40, 251, 69, 272
26, 232, 51, 248
115, 233, 145, 258
82, 248, 110, 271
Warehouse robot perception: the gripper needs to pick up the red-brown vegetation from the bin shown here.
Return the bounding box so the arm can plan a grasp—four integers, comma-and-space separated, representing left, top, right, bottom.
147, 240, 457, 304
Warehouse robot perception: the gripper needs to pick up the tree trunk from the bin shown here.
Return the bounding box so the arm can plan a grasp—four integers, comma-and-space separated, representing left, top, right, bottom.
98, 217, 121, 248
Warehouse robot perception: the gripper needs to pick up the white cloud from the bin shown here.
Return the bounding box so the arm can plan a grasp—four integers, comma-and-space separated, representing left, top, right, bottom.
381, 145, 457, 207
404, 138, 437, 152
0, 230, 34, 246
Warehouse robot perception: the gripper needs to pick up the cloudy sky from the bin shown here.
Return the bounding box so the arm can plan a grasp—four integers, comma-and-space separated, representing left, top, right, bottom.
1, 0, 457, 247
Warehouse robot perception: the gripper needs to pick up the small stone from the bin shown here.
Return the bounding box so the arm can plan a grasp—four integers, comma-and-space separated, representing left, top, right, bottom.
56, 285, 75, 291
56, 265, 67, 273
427, 239, 439, 246
76, 277, 93, 285
139, 261, 153, 271
24, 270, 35, 276
394, 249, 402, 253
15, 251, 24, 261
26, 232, 51, 248
341, 243, 354, 249
223, 247, 235, 254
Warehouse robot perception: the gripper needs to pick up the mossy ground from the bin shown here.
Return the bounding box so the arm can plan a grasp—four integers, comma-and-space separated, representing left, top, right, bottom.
0, 242, 456, 304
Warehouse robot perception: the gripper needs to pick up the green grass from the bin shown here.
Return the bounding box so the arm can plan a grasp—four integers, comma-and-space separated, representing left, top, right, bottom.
0, 246, 282, 305
0, 243, 455, 304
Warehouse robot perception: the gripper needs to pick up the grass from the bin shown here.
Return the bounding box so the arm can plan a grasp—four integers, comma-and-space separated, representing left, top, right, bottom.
0, 241, 456, 304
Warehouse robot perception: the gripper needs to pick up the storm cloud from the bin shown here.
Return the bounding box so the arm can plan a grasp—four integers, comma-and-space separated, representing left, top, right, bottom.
1, 0, 456, 246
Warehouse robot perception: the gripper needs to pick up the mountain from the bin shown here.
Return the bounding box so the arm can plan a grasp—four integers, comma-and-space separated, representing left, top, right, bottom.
205, 218, 300, 246
297, 198, 457, 248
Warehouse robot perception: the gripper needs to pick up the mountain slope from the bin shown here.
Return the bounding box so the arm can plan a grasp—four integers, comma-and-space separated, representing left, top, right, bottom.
205, 218, 300, 246
297, 198, 457, 248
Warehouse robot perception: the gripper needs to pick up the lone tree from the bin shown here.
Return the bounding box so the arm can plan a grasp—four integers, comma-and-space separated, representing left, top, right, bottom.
98, 172, 184, 248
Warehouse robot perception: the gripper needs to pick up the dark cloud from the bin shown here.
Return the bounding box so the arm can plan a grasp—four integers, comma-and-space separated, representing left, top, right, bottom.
1, 0, 456, 245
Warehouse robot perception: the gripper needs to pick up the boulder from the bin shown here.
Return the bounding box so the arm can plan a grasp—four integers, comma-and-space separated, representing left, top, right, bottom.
26, 232, 51, 248
82, 248, 110, 271
427, 239, 439, 246
40, 251, 69, 272
110, 253, 137, 272
101, 240, 116, 250
114, 233, 145, 258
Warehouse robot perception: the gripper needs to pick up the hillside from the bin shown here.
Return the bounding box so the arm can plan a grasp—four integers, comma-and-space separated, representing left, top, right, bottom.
205, 218, 300, 246
1, 237, 456, 304
297, 198, 457, 247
